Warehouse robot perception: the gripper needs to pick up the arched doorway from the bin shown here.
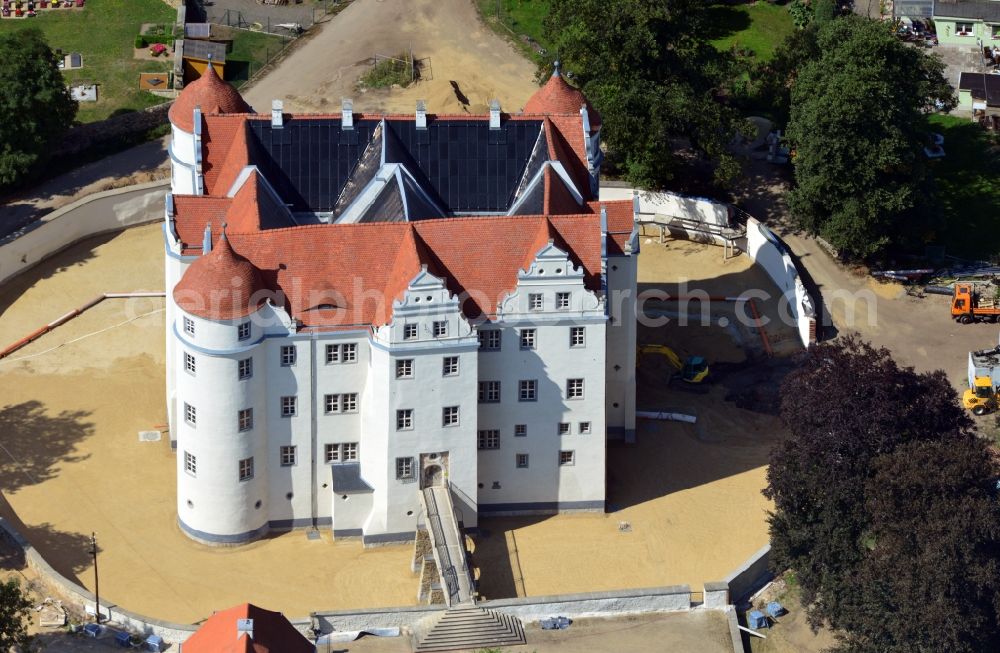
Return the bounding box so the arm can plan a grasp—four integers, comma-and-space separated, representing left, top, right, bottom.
422, 464, 443, 488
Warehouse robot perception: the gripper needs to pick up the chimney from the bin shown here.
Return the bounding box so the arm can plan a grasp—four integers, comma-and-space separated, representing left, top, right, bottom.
416, 99, 427, 130
489, 99, 501, 130
271, 100, 284, 129
342, 98, 354, 130
237, 618, 254, 640
202, 223, 212, 254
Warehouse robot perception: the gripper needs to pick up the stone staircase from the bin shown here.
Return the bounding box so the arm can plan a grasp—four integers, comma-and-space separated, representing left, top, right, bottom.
414, 606, 526, 653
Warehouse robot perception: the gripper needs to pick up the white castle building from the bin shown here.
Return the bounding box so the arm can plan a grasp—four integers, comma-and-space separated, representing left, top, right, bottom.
163, 65, 639, 545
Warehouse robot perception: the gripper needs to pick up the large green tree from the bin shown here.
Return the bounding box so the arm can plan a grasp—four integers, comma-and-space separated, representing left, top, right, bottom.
543, 0, 748, 189
0, 28, 77, 190
0, 578, 35, 652
765, 337, 1000, 650
785, 16, 953, 259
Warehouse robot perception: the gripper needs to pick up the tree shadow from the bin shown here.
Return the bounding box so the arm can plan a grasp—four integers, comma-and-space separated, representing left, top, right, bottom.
0, 496, 97, 580
0, 401, 94, 494
703, 3, 753, 42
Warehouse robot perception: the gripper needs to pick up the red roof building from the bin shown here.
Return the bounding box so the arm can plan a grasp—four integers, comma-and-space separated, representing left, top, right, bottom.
180, 604, 313, 653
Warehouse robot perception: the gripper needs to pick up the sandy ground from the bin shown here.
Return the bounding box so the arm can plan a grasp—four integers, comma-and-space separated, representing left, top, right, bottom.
474, 239, 796, 602
0, 224, 416, 624
242, 0, 540, 115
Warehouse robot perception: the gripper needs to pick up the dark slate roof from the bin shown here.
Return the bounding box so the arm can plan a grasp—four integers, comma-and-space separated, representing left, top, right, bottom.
959, 72, 1000, 105
358, 175, 405, 223
933, 0, 1000, 20
246, 117, 543, 214
181, 39, 227, 63
330, 463, 374, 493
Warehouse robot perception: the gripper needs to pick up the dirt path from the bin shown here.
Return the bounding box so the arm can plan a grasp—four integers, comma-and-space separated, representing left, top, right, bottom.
242, 0, 539, 114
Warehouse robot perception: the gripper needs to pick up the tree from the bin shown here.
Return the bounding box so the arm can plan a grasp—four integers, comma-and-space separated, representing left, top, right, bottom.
839, 439, 1000, 653
765, 337, 975, 635
543, 0, 749, 189
0, 578, 35, 652
784, 17, 954, 259
0, 28, 78, 190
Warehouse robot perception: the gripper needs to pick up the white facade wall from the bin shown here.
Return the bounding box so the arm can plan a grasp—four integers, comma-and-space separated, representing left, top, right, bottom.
169, 124, 199, 196
606, 251, 639, 441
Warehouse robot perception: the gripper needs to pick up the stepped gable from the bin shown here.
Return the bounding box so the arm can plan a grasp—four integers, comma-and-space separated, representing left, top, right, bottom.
168, 65, 251, 133
181, 603, 313, 653
173, 232, 266, 321
523, 63, 601, 130
415, 606, 526, 652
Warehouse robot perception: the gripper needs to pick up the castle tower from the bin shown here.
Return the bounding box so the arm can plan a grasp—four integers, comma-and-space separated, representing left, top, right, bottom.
167, 65, 252, 195
171, 233, 271, 544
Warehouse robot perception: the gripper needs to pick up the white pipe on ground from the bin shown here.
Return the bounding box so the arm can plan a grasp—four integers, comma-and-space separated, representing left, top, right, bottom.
636, 410, 697, 424
738, 625, 766, 639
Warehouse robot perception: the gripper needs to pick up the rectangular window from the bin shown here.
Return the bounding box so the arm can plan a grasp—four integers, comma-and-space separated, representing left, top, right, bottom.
567, 378, 585, 400
237, 321, 251, 341
442, 405, 460, 427
184, 352, 196, 375
442, 356, 459, 376
579, 421, 592, 434
324, 394, 337, 414
341, 393, 358, 413
238, 408, 253, 432
516, 453, 529, 468
529, 293, 543, 311
342, 442, 359, 461
478, 330, 501, 351
519, 328, 536, 350
324, 443, 340, 463
280, 445, 296, 466
403, 323, 418, 340
280, 345, 296, 366
957, 21, 974, 35
281, 396, 297, 417
514, 424, 527, 437
518, 379, 537, 401
238, 457, 254, 481
478, 429, 500, 449
478, 381, 501, 403
558, 422, 570, 436
556, 292, 571, 310
184, 451, 196, 476
397, 409, 413, 430
396, 359, 414, 379
433, 321, 448, 338
325, 344, 339, 364
396, 457, 415, 480
184, 402, 196, 426
342, 343, 357, 362
992, 24, 1000, 39
559, 450, 575, 466
183, 316, 195, 336
238, 357, 253, 380
570, 326, 585, 348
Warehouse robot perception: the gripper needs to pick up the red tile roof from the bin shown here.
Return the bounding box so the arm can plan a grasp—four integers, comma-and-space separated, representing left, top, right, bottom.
543, 166, 582, 215
523, 69, 601, 130
168, 65, 252, 133
203, 115, 251, 195
181, 603, 313, 653
174, 204, 633, 328
173, 234, 267, 320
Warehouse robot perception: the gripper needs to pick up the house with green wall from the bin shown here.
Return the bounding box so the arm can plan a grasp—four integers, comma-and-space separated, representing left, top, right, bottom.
934, 0, 1000, 45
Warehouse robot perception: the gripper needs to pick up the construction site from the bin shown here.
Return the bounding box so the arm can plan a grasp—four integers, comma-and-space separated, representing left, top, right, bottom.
0, 203, 803, 628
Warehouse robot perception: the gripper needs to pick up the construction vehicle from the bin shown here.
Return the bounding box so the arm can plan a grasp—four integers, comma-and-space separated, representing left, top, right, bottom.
951, 283, 1000, 323
963, 376, 999, 415
637, 344, 710, 383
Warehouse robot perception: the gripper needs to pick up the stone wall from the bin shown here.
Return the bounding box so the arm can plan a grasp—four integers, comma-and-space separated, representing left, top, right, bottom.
0, 180, 168, 285
724, 543, 772, 603
54, 103, 172, 161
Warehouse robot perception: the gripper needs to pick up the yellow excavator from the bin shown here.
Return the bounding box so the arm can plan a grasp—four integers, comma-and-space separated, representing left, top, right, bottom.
637, 344, 710, 384
964, 376, 999, 415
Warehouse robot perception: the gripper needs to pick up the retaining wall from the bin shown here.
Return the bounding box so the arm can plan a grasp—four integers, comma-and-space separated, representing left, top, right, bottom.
724, 543, 772, 603
745, 217, 817, 347
0, 180, 168, 285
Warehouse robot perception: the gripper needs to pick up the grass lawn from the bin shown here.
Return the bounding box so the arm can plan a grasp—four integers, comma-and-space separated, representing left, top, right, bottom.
926, 114, 1000, 261
475, 0, 550, 64
216, 27, 291, 86
0, 0, 176, 123
709, 1, 794, 61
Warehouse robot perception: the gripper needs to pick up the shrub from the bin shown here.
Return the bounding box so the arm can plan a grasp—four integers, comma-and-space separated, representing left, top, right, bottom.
358, 52, 413, 89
